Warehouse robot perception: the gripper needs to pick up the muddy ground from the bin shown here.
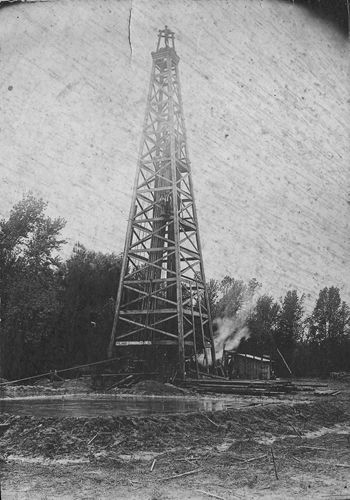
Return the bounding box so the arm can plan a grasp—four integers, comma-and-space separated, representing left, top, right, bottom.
0, 381, 350, 499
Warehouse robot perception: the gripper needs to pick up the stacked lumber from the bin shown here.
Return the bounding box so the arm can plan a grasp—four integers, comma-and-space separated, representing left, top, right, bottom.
182, 377, 327, 396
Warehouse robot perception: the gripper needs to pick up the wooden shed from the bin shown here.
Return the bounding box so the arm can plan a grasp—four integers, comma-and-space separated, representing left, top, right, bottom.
223, 352, 273, 380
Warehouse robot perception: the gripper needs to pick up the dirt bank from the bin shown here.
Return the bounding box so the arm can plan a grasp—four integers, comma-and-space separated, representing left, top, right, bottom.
0, 395, 349, 459
1, 393, 350, 499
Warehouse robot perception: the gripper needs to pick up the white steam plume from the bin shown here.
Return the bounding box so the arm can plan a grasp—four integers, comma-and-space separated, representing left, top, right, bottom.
197, 292, 259, 366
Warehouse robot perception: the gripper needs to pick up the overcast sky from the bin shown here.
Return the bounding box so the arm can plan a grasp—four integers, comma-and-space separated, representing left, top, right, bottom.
1, 0, 349, 310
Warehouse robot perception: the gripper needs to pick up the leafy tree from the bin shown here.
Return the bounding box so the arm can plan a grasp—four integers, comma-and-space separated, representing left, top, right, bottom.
0, 194, 65, 275
0, 194, 66, 378
247, 278, 262, 296
275, 290, 305, 374
242, 295, 280, 356
306, 287, 350, 374
54, 243, 122, 369
215, 276, 261, 318
307, 287, 349, 342
205, 278, 220, 318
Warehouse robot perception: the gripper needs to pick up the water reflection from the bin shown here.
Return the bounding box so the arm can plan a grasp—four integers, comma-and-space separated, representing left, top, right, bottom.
0, 396, 235, 418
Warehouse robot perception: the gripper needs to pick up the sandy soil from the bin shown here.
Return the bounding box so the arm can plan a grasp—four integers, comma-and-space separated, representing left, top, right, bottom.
1, 381, 349, 499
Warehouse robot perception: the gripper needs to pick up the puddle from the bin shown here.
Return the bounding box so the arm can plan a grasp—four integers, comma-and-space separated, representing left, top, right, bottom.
302, 424, 350, 439
6, 455, 89, 465
117, 451, 160, 461
256, 435, 277, 445
254, 423, 350, 445
215, 440, 235, 452
0, 395, 238, 418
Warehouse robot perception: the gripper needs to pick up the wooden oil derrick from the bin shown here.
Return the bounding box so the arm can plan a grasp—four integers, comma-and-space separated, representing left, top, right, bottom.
108, 26, 216, 380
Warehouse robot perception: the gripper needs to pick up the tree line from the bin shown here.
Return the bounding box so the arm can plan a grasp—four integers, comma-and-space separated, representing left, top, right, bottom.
0, 195, 121, 379
208, 275, 350, 377
0, 195, 349, 380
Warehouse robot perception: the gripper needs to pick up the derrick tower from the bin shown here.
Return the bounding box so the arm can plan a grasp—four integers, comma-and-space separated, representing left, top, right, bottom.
108, 27, 216, 379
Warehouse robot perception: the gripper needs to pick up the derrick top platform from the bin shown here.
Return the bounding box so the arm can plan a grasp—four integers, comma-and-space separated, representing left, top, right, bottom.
152, 25, 179, 64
